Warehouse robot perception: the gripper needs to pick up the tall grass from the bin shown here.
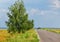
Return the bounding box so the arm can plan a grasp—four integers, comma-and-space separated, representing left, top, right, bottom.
0, 29, 39, 42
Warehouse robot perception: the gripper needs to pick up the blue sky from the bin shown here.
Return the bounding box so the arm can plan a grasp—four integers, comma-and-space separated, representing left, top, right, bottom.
0, 0, 60, 28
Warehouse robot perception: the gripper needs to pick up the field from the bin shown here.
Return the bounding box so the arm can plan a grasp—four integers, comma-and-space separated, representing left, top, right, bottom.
0, 29, 39, 42
40, 28, 60, 34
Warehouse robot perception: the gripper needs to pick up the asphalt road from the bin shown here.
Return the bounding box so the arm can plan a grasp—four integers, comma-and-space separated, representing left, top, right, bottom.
37, 30, 60, 42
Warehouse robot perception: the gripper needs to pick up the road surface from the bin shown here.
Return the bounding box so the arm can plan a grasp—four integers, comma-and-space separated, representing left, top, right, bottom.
37, 30, 60, 42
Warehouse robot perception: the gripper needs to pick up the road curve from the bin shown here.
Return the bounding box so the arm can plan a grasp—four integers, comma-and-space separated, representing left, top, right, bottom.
37, 30, 60, 42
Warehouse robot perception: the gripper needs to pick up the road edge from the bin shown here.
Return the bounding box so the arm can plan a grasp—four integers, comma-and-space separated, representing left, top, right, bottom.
35, 29, 41, 42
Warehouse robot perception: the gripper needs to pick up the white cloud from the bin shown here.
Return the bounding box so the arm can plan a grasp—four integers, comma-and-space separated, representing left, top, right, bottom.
0, 8, 9, 19
0, 0, 10, 3
50, 0, 60, 9
27, 8, 45, 15
24, 0, 41, 4
0, 9, 8, 22
27, 8, 59, 16
0, 0, 16, 4
0, 8, 9, 13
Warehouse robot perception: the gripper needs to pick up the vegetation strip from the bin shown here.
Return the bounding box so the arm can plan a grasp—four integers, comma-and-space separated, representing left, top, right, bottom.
40, 28, 60, 34
35, 29, 40, 42
0, 29, 39, 42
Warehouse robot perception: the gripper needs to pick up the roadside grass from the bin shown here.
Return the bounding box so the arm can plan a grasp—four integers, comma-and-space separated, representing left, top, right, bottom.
0, 29, 39, 42
40, 28, 60, 34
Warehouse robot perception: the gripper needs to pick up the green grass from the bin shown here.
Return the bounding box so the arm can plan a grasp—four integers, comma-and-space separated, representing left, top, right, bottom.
1, 29, 39, 42
40, 28, 60, 34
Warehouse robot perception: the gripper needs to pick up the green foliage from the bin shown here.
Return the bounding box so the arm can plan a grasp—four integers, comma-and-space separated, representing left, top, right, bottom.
5, 29, 39, 42
6, 0, 34, 33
